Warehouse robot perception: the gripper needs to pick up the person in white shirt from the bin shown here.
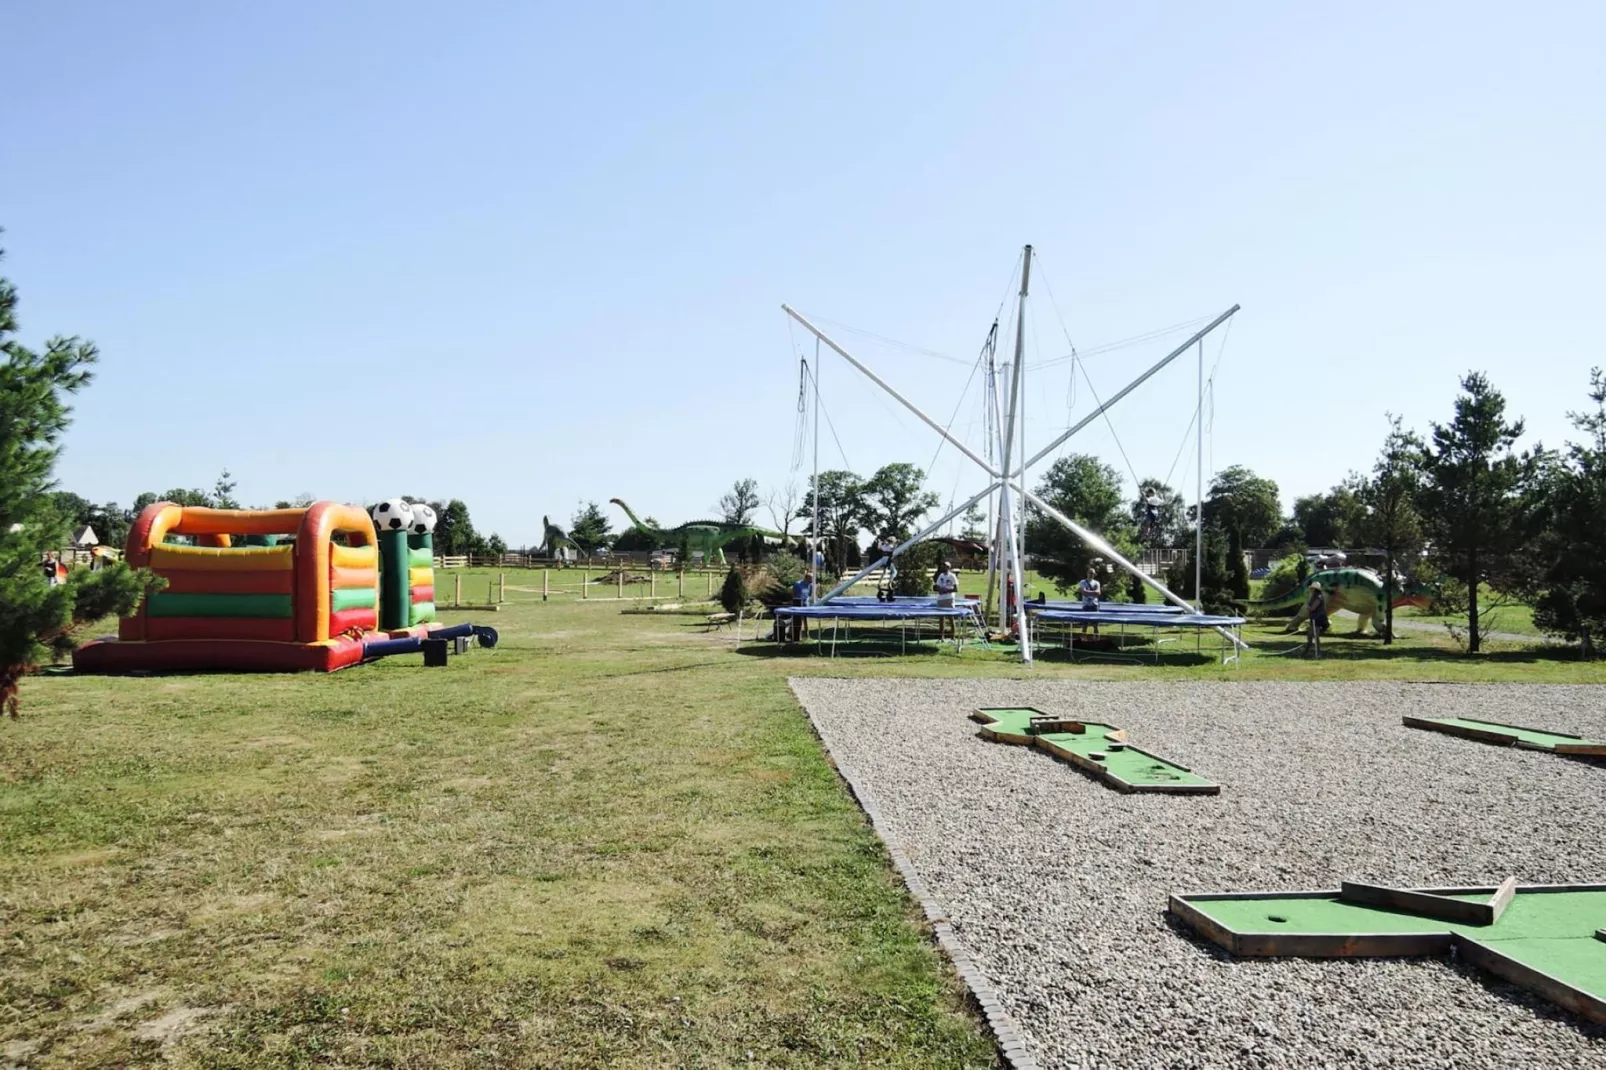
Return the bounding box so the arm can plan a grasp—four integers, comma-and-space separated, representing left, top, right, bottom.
934, 560, 960, 639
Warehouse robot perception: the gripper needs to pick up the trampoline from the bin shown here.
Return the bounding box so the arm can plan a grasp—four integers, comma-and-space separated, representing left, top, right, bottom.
771, 602, 986, 656
1028, 605, 1246, 665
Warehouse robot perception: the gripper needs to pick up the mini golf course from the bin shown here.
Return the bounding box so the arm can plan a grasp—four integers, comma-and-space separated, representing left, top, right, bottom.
1404, 716, 1606, 756
1171, 882, 1606, 1024
971, 706, 1218, 794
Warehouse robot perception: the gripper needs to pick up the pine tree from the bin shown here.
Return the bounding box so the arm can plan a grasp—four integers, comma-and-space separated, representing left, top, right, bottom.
1417, 373, 1540, 653
1360, 415, 1425, 644
1, 243, 163, 716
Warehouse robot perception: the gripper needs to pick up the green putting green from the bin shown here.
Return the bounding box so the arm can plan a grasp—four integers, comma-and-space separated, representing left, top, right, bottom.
1172, 884, 1606, 1022
972, 707, 1217, 794
1403, 715, 1606, 755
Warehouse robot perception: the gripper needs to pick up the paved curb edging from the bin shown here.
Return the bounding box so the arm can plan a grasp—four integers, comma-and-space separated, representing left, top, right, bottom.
790, 679, 1041, 1070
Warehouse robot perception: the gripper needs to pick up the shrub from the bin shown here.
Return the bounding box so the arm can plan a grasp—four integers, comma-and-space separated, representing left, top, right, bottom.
892, 542, 941, 596
718, 567, 747, 615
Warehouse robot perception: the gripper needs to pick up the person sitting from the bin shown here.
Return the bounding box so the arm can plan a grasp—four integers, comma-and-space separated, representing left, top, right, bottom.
788, 571, 814, 642
933, 560, 959, 640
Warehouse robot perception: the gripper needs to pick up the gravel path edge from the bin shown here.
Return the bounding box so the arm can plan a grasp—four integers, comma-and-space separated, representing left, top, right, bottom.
789, 677, 1039, 1070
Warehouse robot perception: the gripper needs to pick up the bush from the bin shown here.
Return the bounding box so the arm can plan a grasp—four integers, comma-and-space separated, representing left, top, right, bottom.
892, 542, 941, 596
752, 554, 804, 610
718, 567, 747, 615
1260, 553, 1306, 603
1126, 570, 1147, 604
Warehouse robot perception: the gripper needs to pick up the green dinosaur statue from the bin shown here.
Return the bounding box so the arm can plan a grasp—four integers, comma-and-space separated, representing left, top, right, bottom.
609, 499, 784, 566
1247, 567, 1432, 638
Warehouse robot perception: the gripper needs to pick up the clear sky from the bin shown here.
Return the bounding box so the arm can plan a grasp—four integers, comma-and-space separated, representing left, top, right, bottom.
5, 2, 1602, 546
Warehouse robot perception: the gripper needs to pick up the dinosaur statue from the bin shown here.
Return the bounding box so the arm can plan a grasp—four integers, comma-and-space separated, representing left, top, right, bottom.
1247, 567, 1432, 638
538, 516, 581, 559
608, 499, 784, 566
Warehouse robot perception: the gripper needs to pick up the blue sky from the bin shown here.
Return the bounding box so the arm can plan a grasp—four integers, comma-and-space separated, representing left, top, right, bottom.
5, 2, 1602, 546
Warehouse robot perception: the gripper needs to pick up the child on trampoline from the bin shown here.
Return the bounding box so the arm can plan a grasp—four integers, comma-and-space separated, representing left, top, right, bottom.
934, 560, 960, 640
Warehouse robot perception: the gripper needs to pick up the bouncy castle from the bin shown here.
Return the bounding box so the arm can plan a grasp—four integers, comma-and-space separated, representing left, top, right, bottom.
74, 498, 468, 673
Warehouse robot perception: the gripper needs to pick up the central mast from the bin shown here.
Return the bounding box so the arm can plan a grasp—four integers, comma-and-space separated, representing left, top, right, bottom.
996, 245, 1032, 660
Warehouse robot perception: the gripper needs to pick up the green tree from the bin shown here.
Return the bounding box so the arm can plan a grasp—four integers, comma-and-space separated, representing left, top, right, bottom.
1227, 526, 1250, 600
1530, 369, 1606, 656
860, 463, 939, 542
1025, 454, 1133, 593
569, 500, 614, 556
1, 246, 163, 716
716, 478, 761, 525
211, 469, 240, 509
797, 469, 864, 577
1359, 415, 1425, 644
717, 566, 748, 614
1166, 528, 1235, 613
1291, 475, 1368, 548
1417, 372, 1541, 653
486, 533, 508, 558
892, 541, 941, 596
434, 499, 481, 556
1202, 466, 1281, 547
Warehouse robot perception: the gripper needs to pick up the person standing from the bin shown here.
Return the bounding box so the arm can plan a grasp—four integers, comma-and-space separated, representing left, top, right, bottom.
1304, 581, 1329, 658
1076, 565, 1102, 637
788, 571, 815, 642
934, 560, 960, 640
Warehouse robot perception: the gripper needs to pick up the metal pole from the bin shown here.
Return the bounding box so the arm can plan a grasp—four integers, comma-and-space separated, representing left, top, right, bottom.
811, 343, 821, 603
1013, 305, 1240, 477
820, 482, 999, 603
782, 304, 1001, 480
1196, 337, 1204, 610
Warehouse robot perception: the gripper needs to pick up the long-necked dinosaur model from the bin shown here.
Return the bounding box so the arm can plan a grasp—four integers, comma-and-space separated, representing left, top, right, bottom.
609, 499, 784, 566
539, 516, 581, 558
1247, 567, 1432, 638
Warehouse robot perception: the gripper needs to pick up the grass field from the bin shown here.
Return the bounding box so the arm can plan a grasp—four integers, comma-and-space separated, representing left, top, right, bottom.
3, 569, 1602, 1067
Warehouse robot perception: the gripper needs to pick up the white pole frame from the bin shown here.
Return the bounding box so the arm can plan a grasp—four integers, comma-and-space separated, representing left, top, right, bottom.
780, 297, 1245, 661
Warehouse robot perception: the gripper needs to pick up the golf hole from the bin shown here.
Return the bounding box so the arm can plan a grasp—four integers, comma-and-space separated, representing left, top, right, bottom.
1267, 915, 1288, 924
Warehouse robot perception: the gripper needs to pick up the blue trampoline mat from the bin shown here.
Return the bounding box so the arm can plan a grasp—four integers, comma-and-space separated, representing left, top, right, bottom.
775, 605, 978, 621
1031, 609, 1245, 627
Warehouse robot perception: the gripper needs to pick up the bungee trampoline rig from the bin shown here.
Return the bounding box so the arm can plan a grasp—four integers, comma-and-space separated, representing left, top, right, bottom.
782, 244, 1246, 663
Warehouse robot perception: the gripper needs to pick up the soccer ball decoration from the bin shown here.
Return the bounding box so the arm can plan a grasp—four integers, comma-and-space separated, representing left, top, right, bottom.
409, 503, 437, 535
372, 498, 414, 531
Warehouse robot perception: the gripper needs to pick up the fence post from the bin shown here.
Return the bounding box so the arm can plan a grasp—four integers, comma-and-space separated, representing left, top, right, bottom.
454, 572, 462, 608
678, 568, 684, 599
498, 571, 505, 604
706, 569, 712, 597
650, 571, 656, 599
543, 569, 549, 601
617, 568, 623, 599
583, 563, 588, 599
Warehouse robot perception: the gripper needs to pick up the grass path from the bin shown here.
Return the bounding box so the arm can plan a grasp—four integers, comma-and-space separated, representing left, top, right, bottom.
3, 574, 1602, 1066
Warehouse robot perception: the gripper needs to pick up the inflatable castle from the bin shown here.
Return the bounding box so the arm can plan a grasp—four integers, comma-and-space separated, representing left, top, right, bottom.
73, 498, 486, 673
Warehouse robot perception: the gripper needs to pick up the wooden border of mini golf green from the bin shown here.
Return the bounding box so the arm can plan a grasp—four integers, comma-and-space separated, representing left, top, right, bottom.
970, 708, 1219, 795
1402, 716, 1606, 756
1169, 884, 1606, 1024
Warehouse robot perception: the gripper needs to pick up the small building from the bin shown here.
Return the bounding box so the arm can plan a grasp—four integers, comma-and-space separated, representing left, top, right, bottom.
72, 524, 100, 548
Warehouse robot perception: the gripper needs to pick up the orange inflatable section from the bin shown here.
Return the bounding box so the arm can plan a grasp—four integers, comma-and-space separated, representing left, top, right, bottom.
90, 501, 381, 671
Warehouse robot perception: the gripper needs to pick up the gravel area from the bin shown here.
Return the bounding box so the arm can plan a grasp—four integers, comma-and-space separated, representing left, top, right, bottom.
790, 679, 1606, 1069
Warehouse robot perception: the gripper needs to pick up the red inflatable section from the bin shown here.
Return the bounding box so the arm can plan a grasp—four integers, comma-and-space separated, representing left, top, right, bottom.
73, 635, 368, 673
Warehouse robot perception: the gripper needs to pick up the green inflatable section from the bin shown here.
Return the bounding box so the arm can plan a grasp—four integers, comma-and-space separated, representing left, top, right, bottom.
147, 593, 293, 619
410, 601, 436, 625
407, 541, 433, 569
331, 587, 377, 612
377, 529, 411, 631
